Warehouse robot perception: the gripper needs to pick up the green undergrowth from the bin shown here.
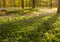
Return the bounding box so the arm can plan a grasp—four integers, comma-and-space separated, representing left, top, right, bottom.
7, 9, 30, 14
7, 8, 39, 15
0, 8, 39, 16
0, 13, 60, 42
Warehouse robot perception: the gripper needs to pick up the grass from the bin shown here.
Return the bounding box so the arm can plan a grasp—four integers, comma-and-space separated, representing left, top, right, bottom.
0, 8, 39, 16
0, 10, 60, 42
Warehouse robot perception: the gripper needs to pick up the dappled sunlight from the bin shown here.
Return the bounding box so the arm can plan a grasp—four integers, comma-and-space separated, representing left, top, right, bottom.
0, 0, 60, 42
0, 8, 60, 42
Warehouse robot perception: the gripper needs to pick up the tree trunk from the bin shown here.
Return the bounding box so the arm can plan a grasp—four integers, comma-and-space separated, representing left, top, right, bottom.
21, 0, 24, 8
10, 0, 12, 7
2, 0, 6, 8
13, 0, 16, 7
50, 0, 52, 8
57, 0, 60, 13
0, 0, 1, 7
32, 0, 36, 8
18, 0, 20, 7
40, 0, 42, 7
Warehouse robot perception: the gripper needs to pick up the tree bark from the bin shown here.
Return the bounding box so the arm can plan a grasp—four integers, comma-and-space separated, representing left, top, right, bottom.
2, 0, 6, 8
21, 0, 24, 8
40, 0, 42, 7
32, 0, 36, 8
18, 0, 20, 7
0, 0, 1, 7
50, 0, 52, 8
57, 0, 60, 13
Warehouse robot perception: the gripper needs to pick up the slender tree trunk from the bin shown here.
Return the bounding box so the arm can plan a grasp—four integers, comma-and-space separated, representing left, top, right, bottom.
0, 0, 1, 7
2, 0, 6, 8
10, 0, 12, 7
36, 0, 39, 7
56, 0, 58, 7
26, 0, 27, 7
50, 0, 52, 8
21, 0, 24, 8
18, 0, 20, 7
32, 0, 36, 8
39, 0, 42, 7
57, 0, 60, 13
13, 0, 16, 7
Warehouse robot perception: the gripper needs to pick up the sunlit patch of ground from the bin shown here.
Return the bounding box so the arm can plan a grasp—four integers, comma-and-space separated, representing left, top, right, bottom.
30, 8, 57, 16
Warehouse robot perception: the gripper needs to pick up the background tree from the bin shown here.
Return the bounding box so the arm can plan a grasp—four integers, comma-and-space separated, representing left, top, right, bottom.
13, 0, 16, 7
0, 0, 1, 7
50, 0, 52, 8
57, 0, 60, 13
39, 0, 42, 7
21, 0, 24, 8
32, 0, 36, 8
9, 0, 13, 7
2, 0, 6, 8
18, 0, 20, 7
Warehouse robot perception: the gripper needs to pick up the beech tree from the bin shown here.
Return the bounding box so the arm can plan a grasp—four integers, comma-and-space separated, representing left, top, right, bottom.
2, 0, 6, 8
57, 0, 60, 13
21, 0, 24, 8
39, 0, 42, 7
50, 0, 52, 8
32, 0, 36, 8
13, 0, 16, 7
0, 0, 1, 7
18, 0, 20, 7
9, 0, 13, 7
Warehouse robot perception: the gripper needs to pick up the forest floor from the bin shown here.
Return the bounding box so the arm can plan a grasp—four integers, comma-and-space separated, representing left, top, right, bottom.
0, 8, 57, 19
31, 8, 57, 16
1, 8, 60, 42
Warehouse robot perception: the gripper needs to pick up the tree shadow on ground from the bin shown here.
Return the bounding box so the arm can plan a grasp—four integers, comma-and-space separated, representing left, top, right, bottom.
0, 13, 60, 42
37, 13, 60, 32
0, 15, 47, 41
